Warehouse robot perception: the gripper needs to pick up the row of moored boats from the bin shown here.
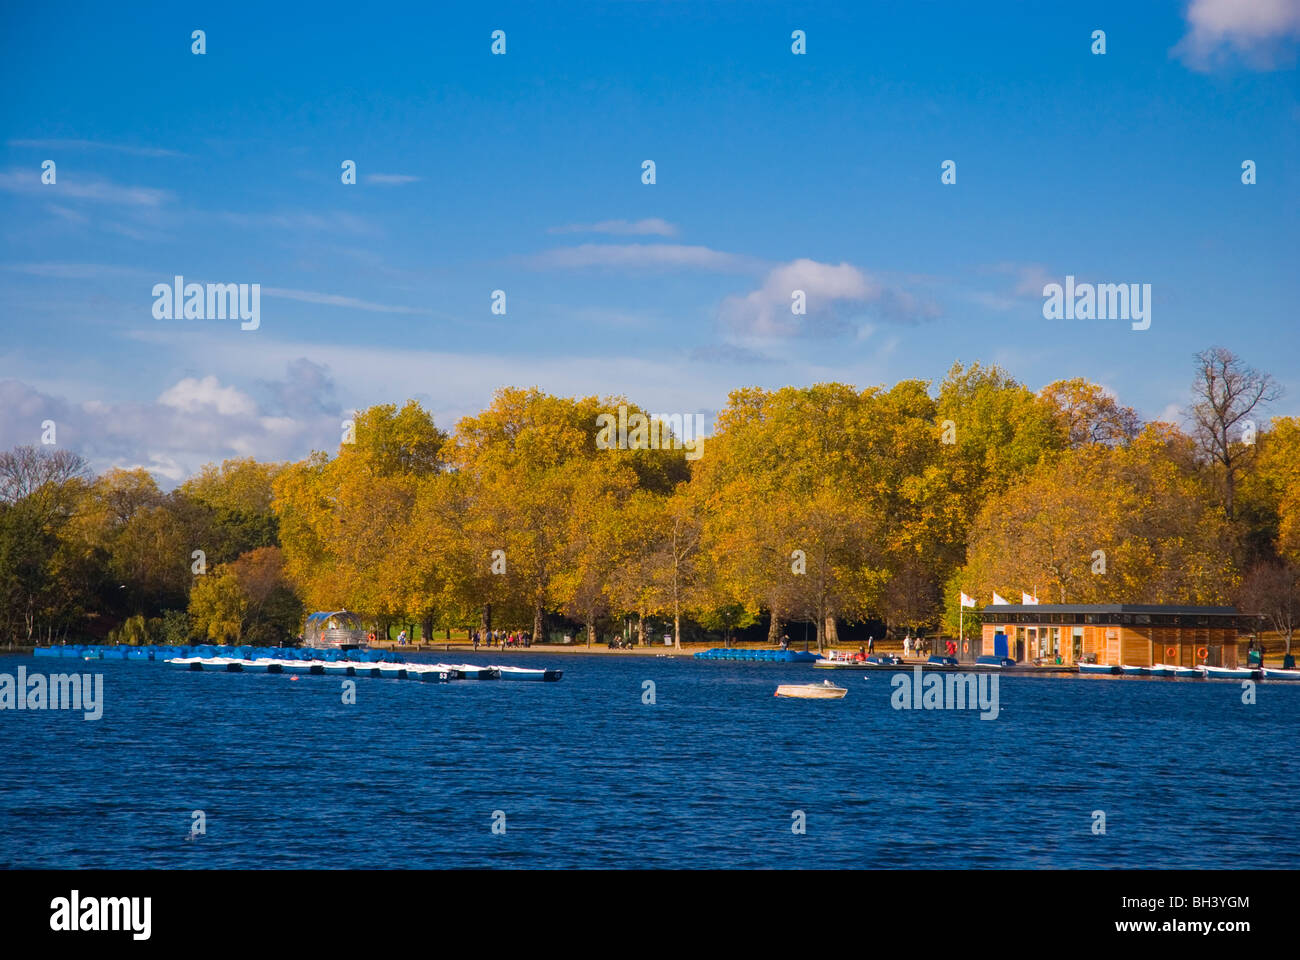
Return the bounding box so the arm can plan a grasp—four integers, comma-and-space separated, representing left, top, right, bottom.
1077, 662, 1299, 680
165, 657, 562, 682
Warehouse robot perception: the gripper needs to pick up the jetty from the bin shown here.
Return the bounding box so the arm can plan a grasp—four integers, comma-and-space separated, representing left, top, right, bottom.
30, 644, 563, 682
694, 648, 821, 663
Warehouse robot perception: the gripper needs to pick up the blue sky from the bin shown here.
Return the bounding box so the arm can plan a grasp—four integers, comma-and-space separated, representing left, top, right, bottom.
2, 1, 1297, 481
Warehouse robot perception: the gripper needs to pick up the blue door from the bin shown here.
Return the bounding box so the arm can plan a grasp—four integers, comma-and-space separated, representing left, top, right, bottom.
994, 632, 1008, 658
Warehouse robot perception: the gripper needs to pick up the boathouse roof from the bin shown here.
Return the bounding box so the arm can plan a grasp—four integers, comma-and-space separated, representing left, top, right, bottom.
984, 604, 1239, 615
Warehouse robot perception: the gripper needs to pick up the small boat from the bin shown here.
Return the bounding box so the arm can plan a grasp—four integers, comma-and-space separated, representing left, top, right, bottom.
322, 660, 353, 675
491, 665, 563, 682
1119, 664, 1149, 676
185, 657, 240, 671
442, 663, 489, 679
924, 656, 960, 668
347, 662, 381, 677
815, 651, 901, 669
1146, 664, 1174, 677
1197, 665, 1260, 680
376, 662, 409, 678
405, 664, 453, 682
1165, 664, 1200, 678
1077, 662, 1118, 675
974, 655, 1016, 668
235, 659, 274, 673
165, 657, 204, 670
775, 681, 847, 700
1262, 667, 1300, 681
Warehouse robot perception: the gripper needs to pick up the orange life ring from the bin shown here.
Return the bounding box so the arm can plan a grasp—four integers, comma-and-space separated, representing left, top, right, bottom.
1197, 646, 1208, 660
368, 632, 377, 643
1166, 646, 1177, 660
962, 640, 969, 654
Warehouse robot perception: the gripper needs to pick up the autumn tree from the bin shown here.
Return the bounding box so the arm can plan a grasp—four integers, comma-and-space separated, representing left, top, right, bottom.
1188, 347, 1280, 520
902, 362, 1067, 597
1236, 417, 1300, 567
1040, 378, 1141, 447
956, 425, 1236, 612
273, 401, 448, 632
695, 384, 890, 649
1239, 562, 1299, 656
449, 387, 685, 642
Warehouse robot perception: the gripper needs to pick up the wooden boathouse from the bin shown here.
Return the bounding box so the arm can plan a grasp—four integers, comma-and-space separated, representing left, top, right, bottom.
978, 604, 1252, 668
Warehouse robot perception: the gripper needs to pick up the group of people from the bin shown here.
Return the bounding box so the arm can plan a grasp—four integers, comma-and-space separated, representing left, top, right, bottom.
902, 635, 934, 657
472, 629, 530, 650
900, 636, 964, 659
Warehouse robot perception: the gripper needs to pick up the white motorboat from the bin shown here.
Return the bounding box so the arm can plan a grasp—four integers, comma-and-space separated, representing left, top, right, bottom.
446, 663, 494, 679
197, 656, 240, 671
774, 680, 847, 699
1262, 667, 1300, 681
406, 664, 453, 682
491, 665, 562, 682
1197, 665, 1260, 680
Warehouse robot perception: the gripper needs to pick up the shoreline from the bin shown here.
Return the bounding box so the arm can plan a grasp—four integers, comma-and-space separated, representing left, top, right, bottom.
8, 639, 1296, 669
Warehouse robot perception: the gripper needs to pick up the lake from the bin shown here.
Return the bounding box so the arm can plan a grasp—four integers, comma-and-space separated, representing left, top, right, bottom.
1, 653, 1295, 868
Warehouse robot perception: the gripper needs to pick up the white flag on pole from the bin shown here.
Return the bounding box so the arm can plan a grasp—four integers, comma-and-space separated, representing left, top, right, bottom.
960, 592, 975, 608
1022, 591, 1038, 605
992, 591, 1009, 605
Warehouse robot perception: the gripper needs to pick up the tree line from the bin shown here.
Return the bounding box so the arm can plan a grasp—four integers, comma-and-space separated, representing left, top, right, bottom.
2, 348, 1297, 652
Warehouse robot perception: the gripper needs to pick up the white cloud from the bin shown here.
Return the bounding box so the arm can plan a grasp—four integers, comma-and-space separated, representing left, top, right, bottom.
548, 218, 678, 237
0, 364, 345, 487
7, 139, 187, 158
217, 210, 377, 236
1174, 0, 1300, 70
526, 243, 755, 272
0, 168, 172, 206
2, 262, 154, 280
261, 286, 436, 315
719, 259, 939, 338
972, 262, 1056, 311
158, 376, 258, 416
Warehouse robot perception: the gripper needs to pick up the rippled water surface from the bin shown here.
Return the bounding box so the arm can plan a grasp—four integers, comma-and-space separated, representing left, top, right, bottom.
2, 654, 1296, 868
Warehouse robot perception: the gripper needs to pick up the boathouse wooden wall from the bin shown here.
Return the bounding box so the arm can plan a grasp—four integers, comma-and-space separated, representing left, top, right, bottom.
980, 622, 1241, 667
